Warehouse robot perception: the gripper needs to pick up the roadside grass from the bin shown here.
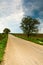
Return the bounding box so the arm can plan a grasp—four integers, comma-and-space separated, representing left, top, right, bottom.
13, 34, 43, 45
0, 34, 8, 63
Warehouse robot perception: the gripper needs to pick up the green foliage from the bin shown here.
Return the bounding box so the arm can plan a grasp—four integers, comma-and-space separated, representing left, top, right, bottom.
20, 16, 40, 36
0, 34, 8, 63
3, 28, 10, 34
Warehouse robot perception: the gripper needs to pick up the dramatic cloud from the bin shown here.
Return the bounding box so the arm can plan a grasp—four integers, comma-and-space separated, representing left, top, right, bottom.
22, 0, 43, 18
22, 0, 43, 33
0, 0, 43, 33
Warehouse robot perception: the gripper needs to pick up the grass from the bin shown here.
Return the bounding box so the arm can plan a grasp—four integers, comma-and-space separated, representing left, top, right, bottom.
0, 34, 8, 63
13, 34, 43, 45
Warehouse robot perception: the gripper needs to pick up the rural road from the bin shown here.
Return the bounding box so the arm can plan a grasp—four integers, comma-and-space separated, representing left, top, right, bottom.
2, 34, 43, 65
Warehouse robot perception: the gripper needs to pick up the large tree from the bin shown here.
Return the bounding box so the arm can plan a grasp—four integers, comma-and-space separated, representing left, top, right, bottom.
20, 16, 40, 36
3, 28, 10, 34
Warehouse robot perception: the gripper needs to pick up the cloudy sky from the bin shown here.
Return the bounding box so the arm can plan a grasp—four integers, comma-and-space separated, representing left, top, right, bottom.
0, 0, 43, 33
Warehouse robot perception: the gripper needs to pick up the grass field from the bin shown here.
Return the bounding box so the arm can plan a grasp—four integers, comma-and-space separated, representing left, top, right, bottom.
12, 34, 43, 45
0, 33, 8, 63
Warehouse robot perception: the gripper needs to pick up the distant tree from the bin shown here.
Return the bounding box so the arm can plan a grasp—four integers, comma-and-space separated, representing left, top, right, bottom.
20, 16, 40, 37
3, 28, 10, 34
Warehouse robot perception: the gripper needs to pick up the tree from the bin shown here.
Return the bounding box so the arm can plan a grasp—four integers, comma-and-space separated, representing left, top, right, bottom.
20, 16, 40, 36
3, 28, 10, 34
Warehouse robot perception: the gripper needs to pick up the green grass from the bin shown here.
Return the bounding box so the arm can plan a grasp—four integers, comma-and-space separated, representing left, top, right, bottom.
13, 34, 43, 45
0, 33, 7, 40
0, 34, 8, 63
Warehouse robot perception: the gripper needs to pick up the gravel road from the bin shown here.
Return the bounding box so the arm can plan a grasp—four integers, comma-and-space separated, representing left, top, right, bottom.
2, 34, 43, 65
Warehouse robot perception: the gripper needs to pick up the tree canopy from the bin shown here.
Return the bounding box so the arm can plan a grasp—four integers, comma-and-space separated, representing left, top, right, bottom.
20, 16, 40, 36
3, 28, 10, 34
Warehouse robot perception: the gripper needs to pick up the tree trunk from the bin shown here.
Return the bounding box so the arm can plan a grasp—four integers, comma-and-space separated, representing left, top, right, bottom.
27, 34, 30, 37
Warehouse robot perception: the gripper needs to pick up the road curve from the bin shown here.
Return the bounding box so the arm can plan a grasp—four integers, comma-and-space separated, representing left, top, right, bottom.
2, 34, 43, 65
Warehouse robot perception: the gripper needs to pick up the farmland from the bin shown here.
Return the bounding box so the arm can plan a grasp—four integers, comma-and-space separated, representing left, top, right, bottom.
12, 34, 43, 45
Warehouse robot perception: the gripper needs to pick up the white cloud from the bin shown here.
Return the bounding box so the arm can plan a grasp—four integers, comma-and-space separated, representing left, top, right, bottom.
37, 18, 43, 33
0, 0, 23, 17
0, 0, 24, 33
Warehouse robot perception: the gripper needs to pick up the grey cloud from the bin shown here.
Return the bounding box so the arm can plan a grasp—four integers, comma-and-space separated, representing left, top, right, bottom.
22, 0, 43, 18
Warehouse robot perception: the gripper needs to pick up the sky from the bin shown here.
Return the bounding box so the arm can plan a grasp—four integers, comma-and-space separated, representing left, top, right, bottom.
0, 0, 43, 33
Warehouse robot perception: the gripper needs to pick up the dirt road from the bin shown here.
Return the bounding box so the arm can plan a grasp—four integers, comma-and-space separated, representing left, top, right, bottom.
2, 34, 43, 65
